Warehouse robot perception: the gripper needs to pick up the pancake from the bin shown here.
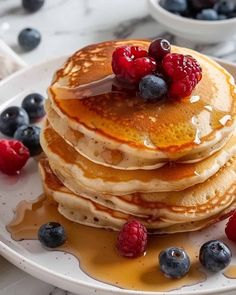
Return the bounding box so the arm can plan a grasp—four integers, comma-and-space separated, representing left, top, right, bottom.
48, 40, 236, 167
45, 99, 232, 170
39, 158, 236, 233
41, 121, 236, 194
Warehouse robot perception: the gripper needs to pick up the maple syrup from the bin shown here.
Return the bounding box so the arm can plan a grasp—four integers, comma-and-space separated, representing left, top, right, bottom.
224, 265, 236, 279
7, 195, 206, 292
49, 40, 235, 153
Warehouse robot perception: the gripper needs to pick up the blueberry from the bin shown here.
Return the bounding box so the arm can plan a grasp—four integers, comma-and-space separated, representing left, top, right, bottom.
22, 0, 45, 12
159, 247, 191, 278
214, 1, 235, 15
218, 14, 227, 19
160, 0, 188, 13
196, 9, 218, 20
38, 222, 66, 248
22, 93, 45, 121
228, 12, 236, 18
18, 28, 41, 51
199, 240, 232, 272
148, 38, 171, 61
189, 0, 217, 10
181, 8, 196, 18
14, 125, 41, 156
139, 75, 168, 101
0, 106, 29, 136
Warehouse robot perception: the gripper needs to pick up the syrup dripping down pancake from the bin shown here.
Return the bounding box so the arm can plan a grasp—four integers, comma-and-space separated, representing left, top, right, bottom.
39, 159, 236, 233
48, 40, 236, 166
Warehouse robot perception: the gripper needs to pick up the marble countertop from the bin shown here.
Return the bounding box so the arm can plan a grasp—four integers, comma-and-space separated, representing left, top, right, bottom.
1, 0, 236, 294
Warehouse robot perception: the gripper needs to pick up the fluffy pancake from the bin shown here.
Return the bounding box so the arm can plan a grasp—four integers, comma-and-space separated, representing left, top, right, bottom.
39, 158, 236, 233
41, 121, 236, 194
45, 99, 232, 170
48, 40, 236, 167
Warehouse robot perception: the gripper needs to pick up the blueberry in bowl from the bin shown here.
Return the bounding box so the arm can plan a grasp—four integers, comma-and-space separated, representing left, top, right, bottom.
147, 0, 236, 43
160, 0, 236, 20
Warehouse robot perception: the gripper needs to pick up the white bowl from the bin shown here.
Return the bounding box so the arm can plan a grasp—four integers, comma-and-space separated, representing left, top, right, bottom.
147, 0, 236, 44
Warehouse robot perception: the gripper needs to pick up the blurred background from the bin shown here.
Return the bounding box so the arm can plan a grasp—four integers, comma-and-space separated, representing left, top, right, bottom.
1, 0, 236, 65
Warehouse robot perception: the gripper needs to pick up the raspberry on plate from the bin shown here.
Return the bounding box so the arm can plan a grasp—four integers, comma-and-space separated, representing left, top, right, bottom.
225, 211, 236, 242
112, 46, 156, 84
116, 219, 147, 258
0, 139, 30, 175
162, 53, 202, 99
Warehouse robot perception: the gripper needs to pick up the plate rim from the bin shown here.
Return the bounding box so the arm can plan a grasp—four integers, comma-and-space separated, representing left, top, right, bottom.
0, 55, 236, 295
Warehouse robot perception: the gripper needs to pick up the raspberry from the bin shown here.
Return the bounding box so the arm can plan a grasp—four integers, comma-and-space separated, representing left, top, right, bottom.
225, 211, 236, 242
162, 53, 202, 99
117, 219, 147, 258
0, 139, 30, 175
112, 46, 156, 84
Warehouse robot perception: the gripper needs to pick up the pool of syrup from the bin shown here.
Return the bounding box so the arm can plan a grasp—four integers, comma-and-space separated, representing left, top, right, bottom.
7, 195, 206, 292
224, 265, 236, 279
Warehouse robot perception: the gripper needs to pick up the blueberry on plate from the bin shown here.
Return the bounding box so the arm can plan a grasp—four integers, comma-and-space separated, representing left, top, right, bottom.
196, 8, 218, 20
159, 247, 191, 279
160, 0, 188, 13
0, 106, 29, 136
14, 125, 41, 156
139, 74, 168, 101
38, 222, 66, 248
22, 93, 45, 121
199, 240, 232, 272
214, 0, 235, 15
22, 0, 45, 12
18, 28, 41, 51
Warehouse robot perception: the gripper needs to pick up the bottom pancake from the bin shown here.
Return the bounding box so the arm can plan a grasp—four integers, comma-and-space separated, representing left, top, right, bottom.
39, 159, 236, 233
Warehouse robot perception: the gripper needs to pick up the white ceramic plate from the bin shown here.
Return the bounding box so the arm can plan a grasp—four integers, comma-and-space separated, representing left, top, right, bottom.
1, 57, 236, 295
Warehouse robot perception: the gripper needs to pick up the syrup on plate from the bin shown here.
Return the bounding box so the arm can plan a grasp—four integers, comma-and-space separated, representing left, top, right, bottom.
7, 194, 206, 292
224, 265, 236, 279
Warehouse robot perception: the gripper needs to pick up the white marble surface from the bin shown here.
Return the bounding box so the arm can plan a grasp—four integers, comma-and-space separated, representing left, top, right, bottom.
1, 0, 236, 294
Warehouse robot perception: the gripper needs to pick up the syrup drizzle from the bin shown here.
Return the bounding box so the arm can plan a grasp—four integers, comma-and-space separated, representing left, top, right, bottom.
7, 195, 206, 292
224, 265, 236, 279
48, 40, 236, 153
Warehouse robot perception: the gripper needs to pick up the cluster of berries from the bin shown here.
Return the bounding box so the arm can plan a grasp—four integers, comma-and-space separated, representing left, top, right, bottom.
112, 38, 202, 101
36, 211, 236, 280
0, 93, 45, 175
115, 214, 236, 279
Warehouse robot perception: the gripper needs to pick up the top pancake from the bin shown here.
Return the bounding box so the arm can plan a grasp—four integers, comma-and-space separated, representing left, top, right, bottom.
48, 40, 236, 160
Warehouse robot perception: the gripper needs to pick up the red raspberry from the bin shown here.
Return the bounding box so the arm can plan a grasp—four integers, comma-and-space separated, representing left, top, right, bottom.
0, 139, 30, 175
162, 53, 202, 99
117, 219, 147, 258
225, 211, 236, 242
112, 46, 156, 84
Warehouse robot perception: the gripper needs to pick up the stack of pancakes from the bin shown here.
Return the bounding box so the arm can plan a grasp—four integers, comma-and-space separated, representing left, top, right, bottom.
40, 40, 236, 234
